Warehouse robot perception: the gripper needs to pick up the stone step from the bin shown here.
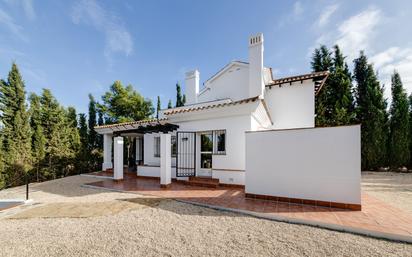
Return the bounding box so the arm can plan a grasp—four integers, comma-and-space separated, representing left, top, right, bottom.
186, 176, 219, 188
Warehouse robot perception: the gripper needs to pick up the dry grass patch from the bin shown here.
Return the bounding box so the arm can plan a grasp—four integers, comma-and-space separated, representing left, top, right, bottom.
9, 198, 164, 219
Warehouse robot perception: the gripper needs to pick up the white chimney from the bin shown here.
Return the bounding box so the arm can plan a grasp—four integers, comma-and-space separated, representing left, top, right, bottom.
248, 33, 264, 98
185, 70, 199, 105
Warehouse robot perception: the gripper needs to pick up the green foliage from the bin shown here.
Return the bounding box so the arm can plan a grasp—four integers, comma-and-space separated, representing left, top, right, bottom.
99, 81, 154, 123
88, 94, 98, 149
388, 71, 409, 167
311, 45, 354, 126
156, 96, 161, 119
354, 52, 388, 170
0, 63, 32, 186
167, 100, 172, 109
29, 93, 46, 181
182, 94, 186, 105
176, 82, 183, 107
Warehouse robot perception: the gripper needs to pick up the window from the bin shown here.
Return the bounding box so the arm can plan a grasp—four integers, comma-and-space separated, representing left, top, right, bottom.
201, 132, 213, 169
213, 130, 226, 155
154, 137, 160, 157
171, 136, 177, 157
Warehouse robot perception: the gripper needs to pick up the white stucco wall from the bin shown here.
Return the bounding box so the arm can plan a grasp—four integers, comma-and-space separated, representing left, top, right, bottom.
245, 125, 361, 205
264, 80, 315, 129
198, 63, 250, 103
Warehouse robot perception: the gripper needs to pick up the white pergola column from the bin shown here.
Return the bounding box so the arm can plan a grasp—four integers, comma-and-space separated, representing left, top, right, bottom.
102, 134, 113, 171
113, 136, 124, 180
160, 133, 171, 188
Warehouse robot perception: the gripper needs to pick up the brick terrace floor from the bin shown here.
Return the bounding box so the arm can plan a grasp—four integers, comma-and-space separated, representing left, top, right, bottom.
85, 171, 412, 238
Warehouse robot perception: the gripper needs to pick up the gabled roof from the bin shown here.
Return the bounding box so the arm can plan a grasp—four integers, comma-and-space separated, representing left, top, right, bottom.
162, 96, 260, 116
265, 71, 329, 95
203, 61, 249, 86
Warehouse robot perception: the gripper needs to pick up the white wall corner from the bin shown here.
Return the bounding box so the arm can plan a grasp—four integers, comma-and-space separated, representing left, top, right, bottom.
160, 133, 171, 186
185, 70, 200, 105
113, 136, 124, 180
102, 133, 113, 171
248, 33, 264, 99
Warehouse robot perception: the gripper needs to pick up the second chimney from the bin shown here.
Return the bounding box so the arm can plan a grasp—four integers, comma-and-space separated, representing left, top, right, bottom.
185, 70, 199, 105
248, 33, 264, 98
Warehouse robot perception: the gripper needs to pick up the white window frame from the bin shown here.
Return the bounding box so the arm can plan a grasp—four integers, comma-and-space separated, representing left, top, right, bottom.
213, 130, 226, 155
154, 136, 160, 157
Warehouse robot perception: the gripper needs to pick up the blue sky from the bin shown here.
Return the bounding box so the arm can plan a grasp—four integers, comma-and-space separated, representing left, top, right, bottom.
0, 0, 411, 114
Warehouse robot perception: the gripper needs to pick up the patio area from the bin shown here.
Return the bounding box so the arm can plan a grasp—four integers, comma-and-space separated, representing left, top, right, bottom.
84, 172, 412, 240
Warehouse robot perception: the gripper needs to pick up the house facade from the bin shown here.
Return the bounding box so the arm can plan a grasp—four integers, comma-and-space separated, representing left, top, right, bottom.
95, 33, 329, 186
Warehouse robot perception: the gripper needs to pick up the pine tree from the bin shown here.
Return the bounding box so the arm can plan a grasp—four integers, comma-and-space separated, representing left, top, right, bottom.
176, 82, 183, 107
354, 52, 388, 170
0, 63, 32, 185
100, 81, 154, 123
388, 71, 409, 168
88, 94, 98, 150
29, 93, 46, 181
167, 100, 172, 109
156, 96, 161, 119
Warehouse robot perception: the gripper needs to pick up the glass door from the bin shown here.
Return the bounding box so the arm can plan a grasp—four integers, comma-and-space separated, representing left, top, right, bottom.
198, 132, 213, 177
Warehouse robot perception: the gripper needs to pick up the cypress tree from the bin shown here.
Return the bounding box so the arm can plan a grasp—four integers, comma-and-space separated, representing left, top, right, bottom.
97, 109, 104, 149
182, 94, 186, 105
0, 134, 4, 188
354, 52, 388, 170
97, 109, 104, 126
88, 94, 98, 150
67, 107, 78, 128
311, 45, 333, 126
29, 93, 46, 181
39, 89, 66, 178
0, 63, 32, 185
329, 45, 355, 125
156, 96, 161, 119
388, 71, 409, 168
78, 113, 89, 172
176, 82, 183, 107
409, 94, 412, 167
167, 100, 172, 109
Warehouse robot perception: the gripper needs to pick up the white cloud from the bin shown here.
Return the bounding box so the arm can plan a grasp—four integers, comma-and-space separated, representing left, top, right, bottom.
277, 1, 304, 28
3, 0, 36, 20
371, 47, 412, 98
71, 0, 133, 59
0, 8, 27, 41
310, 7, 382, 61
317, 4, 339, 27
336, 7, 381, 60
293, 1, 303, 17
21, 0, 35, 20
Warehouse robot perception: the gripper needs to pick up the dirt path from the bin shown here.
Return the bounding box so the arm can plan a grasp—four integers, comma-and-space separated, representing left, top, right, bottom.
0, 175, 410, 257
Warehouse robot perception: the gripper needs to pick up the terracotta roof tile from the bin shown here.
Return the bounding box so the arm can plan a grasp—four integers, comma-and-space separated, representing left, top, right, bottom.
94, 118, 167, 130
162, 96, 260, 116
266, 71, 329, 95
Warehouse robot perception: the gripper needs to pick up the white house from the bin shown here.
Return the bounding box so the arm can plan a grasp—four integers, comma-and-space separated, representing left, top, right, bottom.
95, 33, 329, 186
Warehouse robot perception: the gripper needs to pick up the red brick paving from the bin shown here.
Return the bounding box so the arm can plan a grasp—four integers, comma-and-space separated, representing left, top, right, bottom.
85, 172, 412, 238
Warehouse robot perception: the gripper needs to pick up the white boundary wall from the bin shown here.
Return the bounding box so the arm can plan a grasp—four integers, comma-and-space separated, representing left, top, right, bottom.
245, 125, 361, 205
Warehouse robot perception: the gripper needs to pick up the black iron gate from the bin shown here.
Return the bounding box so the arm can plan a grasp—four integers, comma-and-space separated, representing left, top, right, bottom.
176, 132, 196, 177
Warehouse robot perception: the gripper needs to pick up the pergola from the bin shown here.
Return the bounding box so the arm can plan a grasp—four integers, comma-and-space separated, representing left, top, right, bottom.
95, 119, 179, 187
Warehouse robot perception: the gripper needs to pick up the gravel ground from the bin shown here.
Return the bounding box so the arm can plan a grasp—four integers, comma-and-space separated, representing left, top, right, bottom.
362, 172, 412, 213
0, 175, 410, 257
